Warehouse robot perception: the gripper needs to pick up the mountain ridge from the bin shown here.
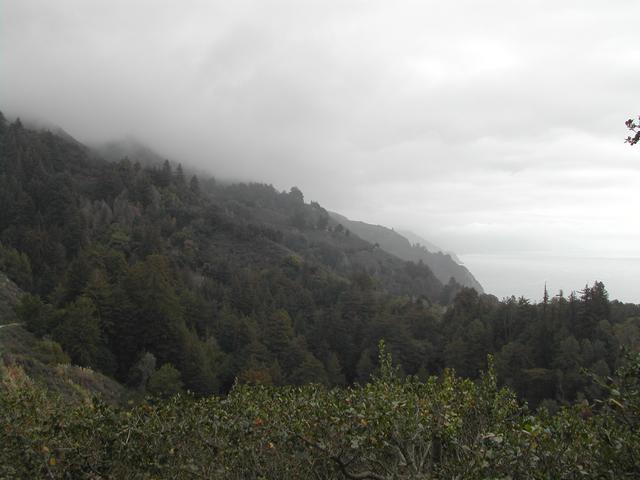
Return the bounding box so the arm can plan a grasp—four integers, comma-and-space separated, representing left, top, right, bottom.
396, 229, 463, 264
329, 211, 484, 292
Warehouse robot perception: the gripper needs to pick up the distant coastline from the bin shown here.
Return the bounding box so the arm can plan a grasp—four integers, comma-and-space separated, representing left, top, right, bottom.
459, 253, 640, 303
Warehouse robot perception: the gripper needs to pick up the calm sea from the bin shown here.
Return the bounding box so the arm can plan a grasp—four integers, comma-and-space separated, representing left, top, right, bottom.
458, 253, 640, 304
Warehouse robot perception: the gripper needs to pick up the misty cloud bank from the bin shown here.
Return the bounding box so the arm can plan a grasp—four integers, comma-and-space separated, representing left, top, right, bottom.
3, 0, 640, 299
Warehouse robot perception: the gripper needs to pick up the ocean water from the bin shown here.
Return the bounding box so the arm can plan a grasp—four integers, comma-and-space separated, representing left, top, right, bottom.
458, 253, 640, 304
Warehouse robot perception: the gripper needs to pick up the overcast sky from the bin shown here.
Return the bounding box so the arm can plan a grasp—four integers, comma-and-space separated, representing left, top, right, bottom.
3, 1, 640, 300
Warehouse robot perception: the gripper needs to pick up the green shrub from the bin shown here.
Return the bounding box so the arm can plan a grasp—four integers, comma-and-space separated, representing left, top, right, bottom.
147, 363, 183, 398
34, 339, 70, 365
1, 350, 639, 479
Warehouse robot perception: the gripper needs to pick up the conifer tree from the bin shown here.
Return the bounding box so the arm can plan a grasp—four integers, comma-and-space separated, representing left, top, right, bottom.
175, 163, 185, 185
189, 175, 200, 194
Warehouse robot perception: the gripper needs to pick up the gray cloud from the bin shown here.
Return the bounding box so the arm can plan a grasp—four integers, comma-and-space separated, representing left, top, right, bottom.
3, 0, 640, 298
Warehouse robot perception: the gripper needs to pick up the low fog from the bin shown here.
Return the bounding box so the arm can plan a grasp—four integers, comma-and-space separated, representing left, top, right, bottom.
3, 0, 640, 300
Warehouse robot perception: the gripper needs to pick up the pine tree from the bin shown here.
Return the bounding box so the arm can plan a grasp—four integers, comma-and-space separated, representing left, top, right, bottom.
159, 160, 172, 187
125, 255, 185, 364
175, 163, 185, 185
356, 348, 375, 382
53, 296, 103, 369
325, 352, 346, 386
263, 309, 294, 357
189, 175, 200, 194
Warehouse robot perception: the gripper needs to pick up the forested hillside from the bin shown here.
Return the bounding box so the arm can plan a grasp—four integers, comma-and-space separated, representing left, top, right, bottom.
1, 113, 639, 411
0, 113, 450, 396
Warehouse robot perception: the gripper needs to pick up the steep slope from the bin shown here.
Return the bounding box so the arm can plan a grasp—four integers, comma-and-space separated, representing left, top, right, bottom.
208, 185, 445, 300
330, 212, 484, 292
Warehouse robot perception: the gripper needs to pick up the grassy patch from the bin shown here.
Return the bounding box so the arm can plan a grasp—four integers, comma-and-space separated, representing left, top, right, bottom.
0, 272, 21, 325
0, 325, 125, 405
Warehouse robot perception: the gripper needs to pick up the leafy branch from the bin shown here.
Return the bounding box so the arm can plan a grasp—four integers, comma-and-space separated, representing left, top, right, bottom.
625, 117, 640, 145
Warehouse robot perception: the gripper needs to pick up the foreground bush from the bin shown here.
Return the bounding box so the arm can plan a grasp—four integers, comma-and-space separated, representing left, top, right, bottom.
1, 349, 639, 479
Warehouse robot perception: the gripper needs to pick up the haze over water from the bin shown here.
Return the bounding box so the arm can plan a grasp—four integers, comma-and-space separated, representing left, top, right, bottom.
460, 252, 640, 303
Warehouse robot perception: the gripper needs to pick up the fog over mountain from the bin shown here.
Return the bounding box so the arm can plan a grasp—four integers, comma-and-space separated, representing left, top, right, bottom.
3, 0, 640, 300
